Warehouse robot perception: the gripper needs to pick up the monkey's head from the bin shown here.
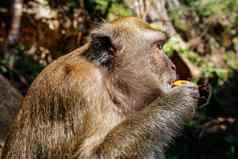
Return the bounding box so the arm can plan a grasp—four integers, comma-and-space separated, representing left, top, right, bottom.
84, 17, 176, 102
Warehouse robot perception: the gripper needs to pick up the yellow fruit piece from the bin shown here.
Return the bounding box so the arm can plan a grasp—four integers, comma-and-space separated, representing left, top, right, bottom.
172, 80, 190, 87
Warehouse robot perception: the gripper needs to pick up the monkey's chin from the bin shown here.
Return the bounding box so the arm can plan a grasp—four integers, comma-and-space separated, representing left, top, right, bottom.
160, 83, 173, 94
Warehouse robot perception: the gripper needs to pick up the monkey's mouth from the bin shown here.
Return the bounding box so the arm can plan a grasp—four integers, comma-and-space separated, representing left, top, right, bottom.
160, 81, 173, 93
163, 79, 180, 92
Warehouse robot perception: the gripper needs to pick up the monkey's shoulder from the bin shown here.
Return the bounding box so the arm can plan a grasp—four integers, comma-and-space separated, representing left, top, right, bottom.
28, 44, 104, 94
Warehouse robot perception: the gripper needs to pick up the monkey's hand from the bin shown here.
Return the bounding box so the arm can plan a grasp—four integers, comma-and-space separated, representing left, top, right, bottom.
152, 80, 199, 106
151, 81, 199, 120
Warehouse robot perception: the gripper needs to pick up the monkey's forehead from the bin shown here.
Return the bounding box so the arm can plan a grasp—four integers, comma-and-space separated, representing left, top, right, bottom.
92, 17, 166, 41
111, 17, 147, 27
94, 17, 145, 35
110, 17, 165, 33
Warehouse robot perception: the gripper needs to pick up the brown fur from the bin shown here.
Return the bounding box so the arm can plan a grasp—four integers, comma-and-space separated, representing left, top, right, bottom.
1, 17, 198, 159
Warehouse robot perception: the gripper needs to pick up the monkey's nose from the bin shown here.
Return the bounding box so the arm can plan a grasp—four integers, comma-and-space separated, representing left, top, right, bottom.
171, 64, 176, 71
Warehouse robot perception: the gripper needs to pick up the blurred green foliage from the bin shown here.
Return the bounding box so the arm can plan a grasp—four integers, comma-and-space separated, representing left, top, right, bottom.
85, 0, 133, 21
194, 0, 238, 17
107, 3, 134, 21
165, 1, 238, 158
163, 35, 229, 85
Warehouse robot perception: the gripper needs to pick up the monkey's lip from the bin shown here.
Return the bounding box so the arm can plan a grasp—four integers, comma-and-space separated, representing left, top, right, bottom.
168, 80, 175, 87
168, 82, 173, 88
160, 82, 173, 93
161, 79, 177, 93
166, 80, 176, 90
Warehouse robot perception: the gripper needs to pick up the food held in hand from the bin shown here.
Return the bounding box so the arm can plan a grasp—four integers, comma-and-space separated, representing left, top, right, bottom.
172, 80, 191, 87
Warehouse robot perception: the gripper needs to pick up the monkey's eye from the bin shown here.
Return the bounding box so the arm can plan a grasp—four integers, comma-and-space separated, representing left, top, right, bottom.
153, 40, 165, 49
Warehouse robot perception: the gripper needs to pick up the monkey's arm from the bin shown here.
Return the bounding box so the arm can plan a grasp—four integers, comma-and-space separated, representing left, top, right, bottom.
95, 85, 198, 158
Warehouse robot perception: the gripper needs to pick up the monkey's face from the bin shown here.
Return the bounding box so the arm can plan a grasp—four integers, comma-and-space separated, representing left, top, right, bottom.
89, 17, 177, 94
137, 28, 176, 94
112, 17, 177, 94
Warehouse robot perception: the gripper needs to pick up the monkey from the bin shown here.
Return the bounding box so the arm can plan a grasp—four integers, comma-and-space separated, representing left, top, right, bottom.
1, 17, 199, 159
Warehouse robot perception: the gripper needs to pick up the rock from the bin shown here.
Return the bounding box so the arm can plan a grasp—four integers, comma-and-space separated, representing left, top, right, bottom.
0, 74, 22, 153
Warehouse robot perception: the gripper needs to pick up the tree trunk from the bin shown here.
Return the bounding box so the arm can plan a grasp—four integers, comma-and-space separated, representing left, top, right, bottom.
123, 0, 178, 36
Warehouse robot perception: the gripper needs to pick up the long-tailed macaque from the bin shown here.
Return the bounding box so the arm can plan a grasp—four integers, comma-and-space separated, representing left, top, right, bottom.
1, 17, 199, 159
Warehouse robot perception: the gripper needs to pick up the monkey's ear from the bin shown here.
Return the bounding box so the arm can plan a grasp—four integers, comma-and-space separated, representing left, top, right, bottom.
90, 33, 115, 52
85, 33, 117, 70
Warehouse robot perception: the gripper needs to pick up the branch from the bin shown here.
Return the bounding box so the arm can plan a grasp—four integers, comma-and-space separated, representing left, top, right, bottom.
3, 0, 23, 68
123, 0, 177, 36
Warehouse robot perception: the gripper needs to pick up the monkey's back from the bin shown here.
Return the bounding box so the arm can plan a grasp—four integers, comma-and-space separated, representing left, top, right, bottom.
1, 43, 107, 159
